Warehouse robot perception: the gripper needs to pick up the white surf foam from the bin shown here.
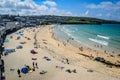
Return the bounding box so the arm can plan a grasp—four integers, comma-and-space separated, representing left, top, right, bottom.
89, 38, 108, 46
62, 27, 75, 33
60, 27, 74, 37
97, 35, 110, 40
74, 38, 81, 44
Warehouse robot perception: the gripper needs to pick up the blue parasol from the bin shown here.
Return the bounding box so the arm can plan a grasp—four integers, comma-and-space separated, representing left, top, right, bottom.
21, 67, 29, 74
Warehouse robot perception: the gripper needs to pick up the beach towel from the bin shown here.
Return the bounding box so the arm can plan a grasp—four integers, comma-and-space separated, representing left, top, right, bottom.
31, 50, 38, 54
39, 70, 47, 75
17, 36, 21, 40
20, 34, 23, 36
25, 37, 27, 38
20, 42, 26, 44
87, 69, 93, 72
32, 58, 37, 60
16, 45, 23, 49
4, 49, 15, 55
43, 56, 51, 61
66, 69, 77, 73
56, 66, 64, 70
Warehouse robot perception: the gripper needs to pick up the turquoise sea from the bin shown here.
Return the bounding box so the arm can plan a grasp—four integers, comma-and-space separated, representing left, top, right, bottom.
53, 24, 120, 54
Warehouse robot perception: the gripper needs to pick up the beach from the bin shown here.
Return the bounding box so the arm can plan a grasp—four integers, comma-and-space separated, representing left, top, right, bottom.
1, 25, 120, 80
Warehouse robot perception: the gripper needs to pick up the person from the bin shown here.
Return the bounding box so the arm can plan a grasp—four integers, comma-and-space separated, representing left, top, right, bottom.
72, 69, 77, 73
32, 62, 35, 68
35, 62, 38, 69
66, 58, 69, 64
25, 65, 30, 70
17, 69, 21, 77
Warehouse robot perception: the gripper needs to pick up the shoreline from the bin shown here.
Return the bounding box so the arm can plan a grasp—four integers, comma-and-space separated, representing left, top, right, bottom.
49, 25, 120, 76
43, 25, 120, 77
2, 25, 120, 80
51, 25, 120, 64
52, 24, 120, 55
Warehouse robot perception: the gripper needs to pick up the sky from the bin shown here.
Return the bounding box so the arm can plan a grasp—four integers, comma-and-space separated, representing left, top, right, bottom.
0, 0, 120, 21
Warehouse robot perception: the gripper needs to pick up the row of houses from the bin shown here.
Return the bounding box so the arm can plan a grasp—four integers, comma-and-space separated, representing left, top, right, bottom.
0, 21, 23, 80
0, 21, 22, 46
0, 15, 38, 53
0, 14, 42, 80
0, 25, 6, 80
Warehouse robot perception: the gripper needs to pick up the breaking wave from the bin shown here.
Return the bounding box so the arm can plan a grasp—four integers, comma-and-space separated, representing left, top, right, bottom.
97, 35, 110, 40
88, 38, 108, 46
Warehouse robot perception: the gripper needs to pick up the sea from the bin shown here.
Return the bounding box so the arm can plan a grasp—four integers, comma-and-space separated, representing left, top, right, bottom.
53, 24, 120, 55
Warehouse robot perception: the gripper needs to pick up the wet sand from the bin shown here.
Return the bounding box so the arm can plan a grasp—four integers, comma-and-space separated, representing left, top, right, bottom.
1, 25, 120, 80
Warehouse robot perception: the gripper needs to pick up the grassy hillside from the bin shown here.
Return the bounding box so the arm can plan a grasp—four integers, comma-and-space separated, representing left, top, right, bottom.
37, 15, 120, 24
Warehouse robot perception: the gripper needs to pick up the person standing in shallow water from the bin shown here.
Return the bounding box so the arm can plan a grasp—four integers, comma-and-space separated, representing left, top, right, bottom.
17, 69, 21, 77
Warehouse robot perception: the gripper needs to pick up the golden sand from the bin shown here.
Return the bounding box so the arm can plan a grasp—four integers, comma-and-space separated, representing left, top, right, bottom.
2, 25, 120, 80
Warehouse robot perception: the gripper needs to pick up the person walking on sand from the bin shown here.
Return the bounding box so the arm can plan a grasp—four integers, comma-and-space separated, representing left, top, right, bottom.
66, 58, 69, 64
32, 62, 35, 69
17, 69, 21, 77
35, 62, 38, 69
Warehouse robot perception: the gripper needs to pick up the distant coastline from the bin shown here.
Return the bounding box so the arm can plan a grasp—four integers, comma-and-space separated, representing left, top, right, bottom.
0, 15, 120, 25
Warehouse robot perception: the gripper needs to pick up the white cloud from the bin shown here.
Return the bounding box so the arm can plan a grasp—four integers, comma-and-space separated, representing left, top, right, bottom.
97, 13, 102, 17
0, 0, 30, 9
78, 10, 90, 17
87, 1, 120, 11
37, 5, 48, 11
0, 0, 73, 16
43, 0, 57, 7
85, 10, 89, 15
86, 1, 120, 21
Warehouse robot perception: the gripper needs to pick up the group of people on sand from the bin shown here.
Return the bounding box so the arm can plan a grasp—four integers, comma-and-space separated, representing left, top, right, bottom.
64, 35, 117, 55
17, 62, 38, 78
32, 62, 38, 69
16, 28, 40, 78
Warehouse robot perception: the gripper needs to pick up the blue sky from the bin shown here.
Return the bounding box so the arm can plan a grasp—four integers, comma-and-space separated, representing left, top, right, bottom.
0, 0, 120, 21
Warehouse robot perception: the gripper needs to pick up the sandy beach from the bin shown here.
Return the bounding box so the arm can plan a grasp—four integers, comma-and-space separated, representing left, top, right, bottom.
1, 25, 120, 80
